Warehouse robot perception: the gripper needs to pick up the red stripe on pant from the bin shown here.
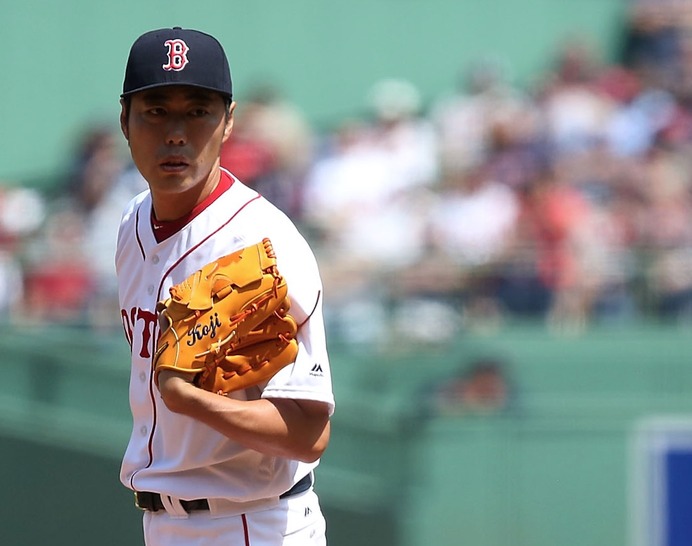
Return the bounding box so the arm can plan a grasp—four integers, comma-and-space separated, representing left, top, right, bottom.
241, 513, 250, 545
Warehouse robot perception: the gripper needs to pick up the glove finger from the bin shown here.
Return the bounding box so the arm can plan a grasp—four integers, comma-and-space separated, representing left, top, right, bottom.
228, 312, 298, 351
201, 338, 299, 395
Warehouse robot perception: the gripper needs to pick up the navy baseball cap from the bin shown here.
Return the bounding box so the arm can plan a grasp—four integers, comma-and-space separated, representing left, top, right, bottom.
121, 27, 232, 99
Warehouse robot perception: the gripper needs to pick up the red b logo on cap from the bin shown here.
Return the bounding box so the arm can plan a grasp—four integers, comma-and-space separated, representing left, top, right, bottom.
162, 39, 189, 71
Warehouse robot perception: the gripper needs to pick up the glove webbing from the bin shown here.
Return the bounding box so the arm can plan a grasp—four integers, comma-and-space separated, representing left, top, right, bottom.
194, 266, 282, 360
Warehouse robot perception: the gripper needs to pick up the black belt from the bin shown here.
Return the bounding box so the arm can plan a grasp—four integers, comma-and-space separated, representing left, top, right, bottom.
134, 473, 313, 512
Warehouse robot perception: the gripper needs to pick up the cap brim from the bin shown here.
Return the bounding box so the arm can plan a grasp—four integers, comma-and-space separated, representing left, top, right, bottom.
120, 81, 233, 99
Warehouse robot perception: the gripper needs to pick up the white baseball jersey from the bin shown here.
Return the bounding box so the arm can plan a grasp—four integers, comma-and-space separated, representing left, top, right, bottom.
116, 168, 334, 502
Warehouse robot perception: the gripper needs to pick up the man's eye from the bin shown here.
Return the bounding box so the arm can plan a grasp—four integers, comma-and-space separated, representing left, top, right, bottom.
190, 108, 209, 117
147, 108, 166, 116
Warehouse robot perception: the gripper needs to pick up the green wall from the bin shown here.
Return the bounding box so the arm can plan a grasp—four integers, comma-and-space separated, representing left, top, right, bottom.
0, 435, 141, 545
1, 0, 628, 184
1, 322, 690, 545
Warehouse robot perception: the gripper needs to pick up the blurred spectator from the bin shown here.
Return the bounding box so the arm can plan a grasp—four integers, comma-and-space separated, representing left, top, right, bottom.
396, 159, 521, 330
222, 84, 314, 219
537, 36, 615, 158
431, 57, 532, 175
21, 207, 94, 323
619, 0, 684, 89
82, 162, 147, 328
508, 163, 596, 331
20, 8, 692, 336
301, 79, 439, 345
302, 118, 436, 345
302, 120, 426, 268
430, 358, 513, 417
303, 79, 437, 272
0, 185, 46, 321
638, 140, 692, 319
428, 160, 520, 269
366, 78, 439, 191
483, 109, 547, 191
600, 66, 677, 158
220, 99, 276, 187
21, 125, 144, 327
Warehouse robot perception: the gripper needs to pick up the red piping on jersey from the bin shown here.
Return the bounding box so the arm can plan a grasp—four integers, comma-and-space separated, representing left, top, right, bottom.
298, 290, 321, 329
135, 206, 145, 260
130, 192, 262, 489
129, 206, 148, 490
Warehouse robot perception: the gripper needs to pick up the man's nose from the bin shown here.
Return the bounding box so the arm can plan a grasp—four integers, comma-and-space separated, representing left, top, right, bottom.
165, 117, 187, 146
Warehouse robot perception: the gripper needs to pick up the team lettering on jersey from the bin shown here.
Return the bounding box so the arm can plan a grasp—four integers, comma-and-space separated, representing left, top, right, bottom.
121, 307, 157, 358
162, 39, 189, 71
120, 308, 223, 357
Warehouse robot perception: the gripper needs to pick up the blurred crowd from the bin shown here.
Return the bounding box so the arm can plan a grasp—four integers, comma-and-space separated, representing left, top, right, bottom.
1, 2, 692, 343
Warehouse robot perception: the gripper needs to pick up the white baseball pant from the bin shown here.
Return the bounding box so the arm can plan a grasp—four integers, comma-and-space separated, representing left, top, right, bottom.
142, 490, 327, 546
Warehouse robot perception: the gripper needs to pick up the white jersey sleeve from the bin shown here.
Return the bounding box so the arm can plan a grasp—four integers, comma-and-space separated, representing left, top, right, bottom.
233, 199, 334, 414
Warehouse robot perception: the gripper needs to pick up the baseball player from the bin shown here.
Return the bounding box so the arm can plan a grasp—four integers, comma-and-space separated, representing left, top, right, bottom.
115, 27, 334, 546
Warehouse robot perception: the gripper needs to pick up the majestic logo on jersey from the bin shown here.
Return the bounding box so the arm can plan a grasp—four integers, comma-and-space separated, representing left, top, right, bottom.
162, 39, 190, 71
310, 363, 324, 377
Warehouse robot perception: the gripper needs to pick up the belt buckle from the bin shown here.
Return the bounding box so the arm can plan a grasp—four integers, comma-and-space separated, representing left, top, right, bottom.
134, 492, 147, 511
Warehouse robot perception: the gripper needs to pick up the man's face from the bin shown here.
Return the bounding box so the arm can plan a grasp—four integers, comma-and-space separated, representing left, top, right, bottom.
120, 86, 234, 198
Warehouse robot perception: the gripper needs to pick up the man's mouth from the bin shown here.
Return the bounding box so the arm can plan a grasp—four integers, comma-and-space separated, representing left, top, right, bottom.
160, 158, 190, 172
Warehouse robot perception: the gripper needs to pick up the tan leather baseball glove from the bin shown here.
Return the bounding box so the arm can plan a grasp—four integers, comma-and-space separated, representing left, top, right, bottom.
153, 238, 298, 395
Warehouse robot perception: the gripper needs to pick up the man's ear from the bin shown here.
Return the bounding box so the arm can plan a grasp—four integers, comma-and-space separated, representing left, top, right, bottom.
120, 99, 129, 141
222, 101, 237, 143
